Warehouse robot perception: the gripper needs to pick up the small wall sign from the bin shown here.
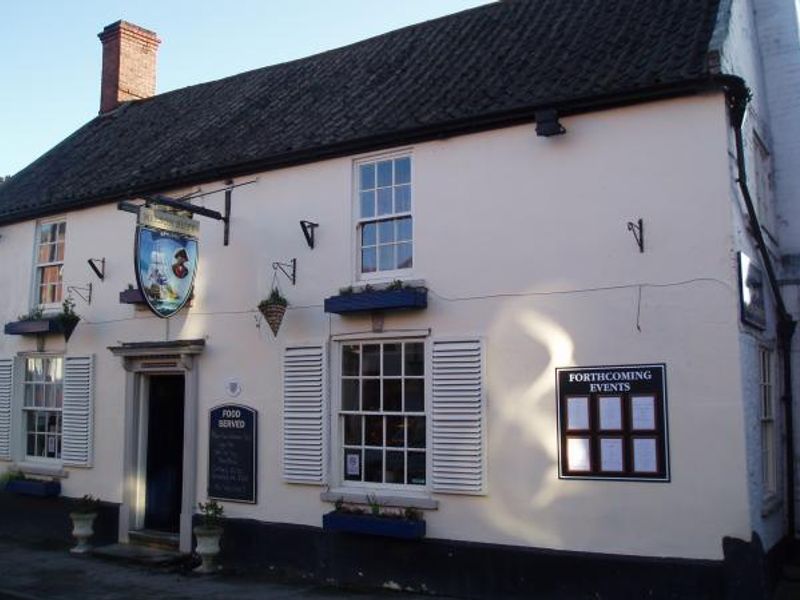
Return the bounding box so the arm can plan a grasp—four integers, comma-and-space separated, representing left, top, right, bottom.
208, 404, 257, 503
556, 364, 669, 481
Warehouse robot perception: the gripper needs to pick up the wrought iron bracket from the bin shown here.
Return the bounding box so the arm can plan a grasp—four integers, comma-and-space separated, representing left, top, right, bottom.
300, 220, 319, 249
272, 259, 297, 286
67, 283, 93, 305
88, 258, 106, 281
627, 218, 644, 253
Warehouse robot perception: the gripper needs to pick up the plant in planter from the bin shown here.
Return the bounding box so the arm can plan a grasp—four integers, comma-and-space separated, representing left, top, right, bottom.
194, 500, 224, 573
17, 308, 44, 321
323, 497, 426, 540
57, 297, 81, 342
257, 288, 288, 336
69, 494, 101, 554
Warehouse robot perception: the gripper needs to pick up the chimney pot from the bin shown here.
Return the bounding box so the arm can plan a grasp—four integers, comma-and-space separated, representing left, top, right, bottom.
98, 20, 160, 114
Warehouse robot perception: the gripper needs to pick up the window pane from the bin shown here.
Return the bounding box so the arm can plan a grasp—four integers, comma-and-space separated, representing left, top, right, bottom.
378, 220, 395, 244
395, 157, 411, 185
396, 217, 412, 241
405, 343, 424, 376
365, 416, 383, 446
383, 343, 401, 376
377, 161, 392, 187
378, 245, 395, 271
362, 379, 380, 411
364, 449, 383, 482
362, 223, 377, 246
377, 188, 393, 215
397, 243, 413, 269
395, 185, 411, 212
55, 242, 65, 262
37, 245, 50, 263
360, 164, 375, 190
54, 386, 63, 409
408, 452, 426, 485
386, 417, 405, 447
342, 345, 360, 376
24, 385, 33, 408
360, 191, 375, 218
383, 379, 402, 412
342, 379, 360, 411
405, 379, 424, 412
385, 451, 405, 484
57, 221, 66, 239
34, 385, 44, 407
362, 345, 380, 376
361, 248, 377, 273
408, 417, 426, 448
344, 448, 362, 481
344, 415, 362, 445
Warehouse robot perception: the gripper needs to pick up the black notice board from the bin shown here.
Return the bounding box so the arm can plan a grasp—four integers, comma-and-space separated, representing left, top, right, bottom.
208, 404, 257, 503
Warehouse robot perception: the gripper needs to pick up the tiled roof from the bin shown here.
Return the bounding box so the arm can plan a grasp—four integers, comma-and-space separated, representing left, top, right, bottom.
0, 0, 723, 224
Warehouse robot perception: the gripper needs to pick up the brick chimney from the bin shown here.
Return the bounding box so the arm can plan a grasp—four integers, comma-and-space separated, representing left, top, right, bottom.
98, 21, 160, 113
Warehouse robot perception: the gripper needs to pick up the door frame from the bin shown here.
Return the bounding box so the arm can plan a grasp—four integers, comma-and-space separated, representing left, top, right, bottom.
110, 340, 205, 553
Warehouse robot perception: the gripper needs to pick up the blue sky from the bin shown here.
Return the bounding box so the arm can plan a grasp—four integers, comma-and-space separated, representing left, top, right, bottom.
0, 1, 490, 177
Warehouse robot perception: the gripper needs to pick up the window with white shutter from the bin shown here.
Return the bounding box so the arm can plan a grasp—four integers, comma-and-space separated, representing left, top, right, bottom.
283, 345, 327, 484
61, 355, 94, 467
0, 358, 13, 460
431, 339, 486, 495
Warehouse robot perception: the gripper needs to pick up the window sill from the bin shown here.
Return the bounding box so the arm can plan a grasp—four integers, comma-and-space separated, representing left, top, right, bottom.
321, 489, 438, 511
761, 493, 783, 517
12, 461, 69, 480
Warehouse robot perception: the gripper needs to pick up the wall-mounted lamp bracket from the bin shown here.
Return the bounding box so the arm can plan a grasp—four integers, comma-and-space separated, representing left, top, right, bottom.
67, 283, 93, 305
627, 218, 644, 253
300, 220, 319, 249
272, 258, 297, 286
88, 258, 106, 281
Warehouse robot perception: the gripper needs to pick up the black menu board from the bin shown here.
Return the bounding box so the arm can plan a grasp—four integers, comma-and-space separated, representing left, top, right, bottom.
208, 404, 257, 503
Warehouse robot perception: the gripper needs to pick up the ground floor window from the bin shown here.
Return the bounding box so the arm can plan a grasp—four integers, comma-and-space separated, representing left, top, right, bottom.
340, 341, 426, 486
760, 347, 777, 496
22, 357, 63, 459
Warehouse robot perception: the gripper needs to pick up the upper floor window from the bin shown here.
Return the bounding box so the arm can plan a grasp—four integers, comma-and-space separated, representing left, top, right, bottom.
357, 155, 412, 276
34, 220, 66, 307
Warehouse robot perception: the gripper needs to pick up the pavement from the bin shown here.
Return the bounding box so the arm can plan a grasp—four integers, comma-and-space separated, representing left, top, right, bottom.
0, 538, 442, 600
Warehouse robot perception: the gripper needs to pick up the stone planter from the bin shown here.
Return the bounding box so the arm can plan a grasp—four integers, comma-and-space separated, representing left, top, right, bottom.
69, 512, 97, 554
193, 525, 223, 573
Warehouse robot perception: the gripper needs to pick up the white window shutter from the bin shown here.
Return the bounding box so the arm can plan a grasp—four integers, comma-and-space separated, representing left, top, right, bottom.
0, 358, 13, 460
283, 345, 327, 484
432, 339, 486, 494
62, 355, 94, 467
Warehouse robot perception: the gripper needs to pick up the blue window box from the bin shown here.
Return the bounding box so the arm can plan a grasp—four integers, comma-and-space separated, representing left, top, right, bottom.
4, 318, 63, 336
4, 479, 61, 498
324, 287, 427, 315
322, 511, 426, 540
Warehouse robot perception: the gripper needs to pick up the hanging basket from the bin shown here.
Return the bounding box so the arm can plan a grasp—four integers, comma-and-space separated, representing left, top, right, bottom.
259, 303, 286, 336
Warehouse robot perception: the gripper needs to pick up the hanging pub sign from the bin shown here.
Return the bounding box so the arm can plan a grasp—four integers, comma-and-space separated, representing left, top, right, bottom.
135, 206, 199, 318
738, 252, 766, 329
556, 364, 669, 481
208, 404, 257, 503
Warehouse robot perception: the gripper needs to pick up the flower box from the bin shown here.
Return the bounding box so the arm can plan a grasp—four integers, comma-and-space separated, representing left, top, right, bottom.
322, 511, 426, 540
4, 479, 61, 498
324, 287, 427, 315
4, 318, 64, 336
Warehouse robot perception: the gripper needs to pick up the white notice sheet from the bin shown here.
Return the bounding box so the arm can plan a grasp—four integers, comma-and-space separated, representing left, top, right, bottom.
567, 396, 589, 430
599, 396, 622, 430
631, 395, 656, 430
600, 438, 623, 472
567, 438, 591, 471
633, 438, 658, 473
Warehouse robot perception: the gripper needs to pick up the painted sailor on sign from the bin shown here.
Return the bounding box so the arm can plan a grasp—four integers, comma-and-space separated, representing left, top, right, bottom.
135, 206, 199, 318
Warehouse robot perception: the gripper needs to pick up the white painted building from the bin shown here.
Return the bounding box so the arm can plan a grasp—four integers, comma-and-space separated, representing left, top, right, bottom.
0, 1, 798, 597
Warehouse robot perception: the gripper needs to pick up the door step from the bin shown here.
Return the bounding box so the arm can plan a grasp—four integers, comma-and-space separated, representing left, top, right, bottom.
92, 542, 185, 567
128, 529, 180, 551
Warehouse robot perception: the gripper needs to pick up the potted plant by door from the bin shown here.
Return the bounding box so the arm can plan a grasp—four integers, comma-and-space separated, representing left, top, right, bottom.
257, 288, 288, 336
57, 297, 81, 342
194, 500, 224, 573
69, 494, 101, 554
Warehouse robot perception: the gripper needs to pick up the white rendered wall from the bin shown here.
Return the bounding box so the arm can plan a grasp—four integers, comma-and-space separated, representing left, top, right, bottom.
0, 94, 750, 560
